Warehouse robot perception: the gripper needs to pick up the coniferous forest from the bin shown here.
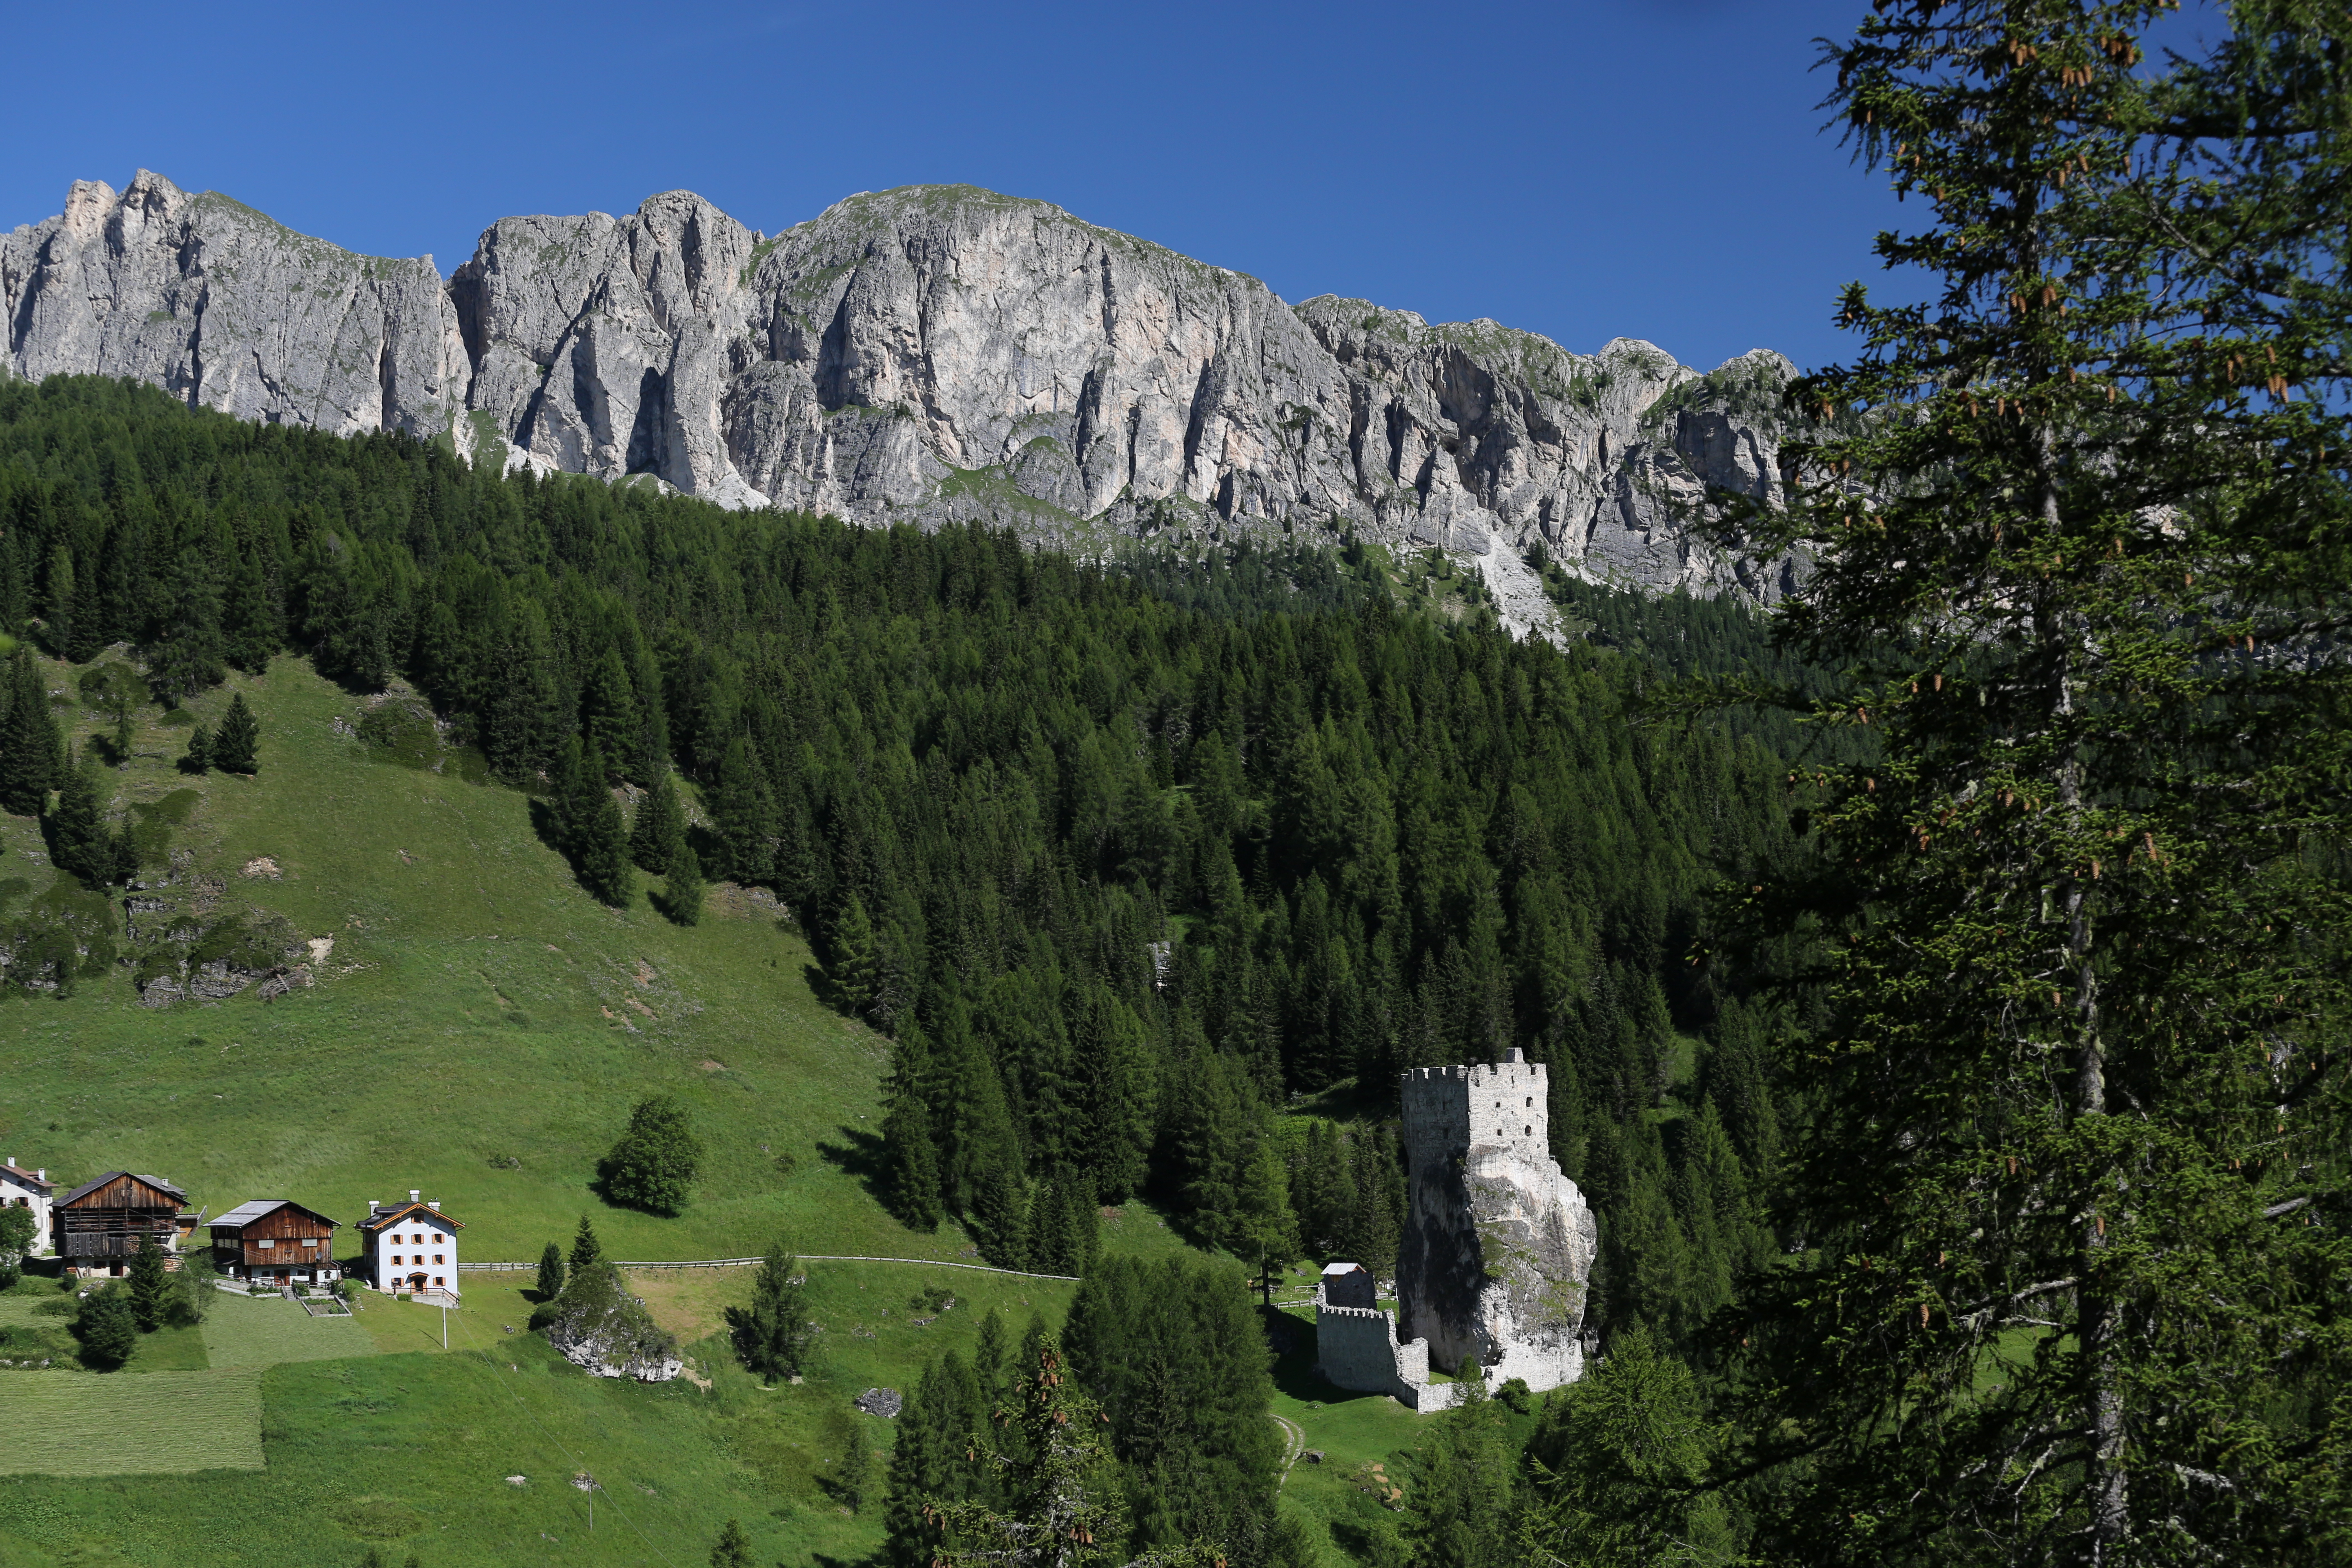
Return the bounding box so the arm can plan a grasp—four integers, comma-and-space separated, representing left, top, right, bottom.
6, 6, 2351, 1565
0, 372, 1794, 1354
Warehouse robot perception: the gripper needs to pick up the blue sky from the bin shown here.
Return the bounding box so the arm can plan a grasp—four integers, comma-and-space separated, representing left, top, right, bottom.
0, 2, 2216, 376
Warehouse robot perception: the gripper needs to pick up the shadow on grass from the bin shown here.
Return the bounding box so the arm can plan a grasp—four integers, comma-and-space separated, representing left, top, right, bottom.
813, 1124, 891, 1210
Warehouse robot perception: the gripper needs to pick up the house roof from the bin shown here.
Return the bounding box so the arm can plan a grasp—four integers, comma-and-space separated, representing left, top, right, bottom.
359, 1201, 463, 1233
0, 1162, 51, 1191
210, 1199, 338, 1232
58, 1172, 187, 1207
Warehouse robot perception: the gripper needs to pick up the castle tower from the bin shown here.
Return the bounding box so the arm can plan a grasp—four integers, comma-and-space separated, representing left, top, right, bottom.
1395, 1047, 1596, 1392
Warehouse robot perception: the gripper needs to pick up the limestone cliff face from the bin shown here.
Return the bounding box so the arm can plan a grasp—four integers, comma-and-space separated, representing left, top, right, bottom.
1, 172, 466, 439
4, 175, 1802, 606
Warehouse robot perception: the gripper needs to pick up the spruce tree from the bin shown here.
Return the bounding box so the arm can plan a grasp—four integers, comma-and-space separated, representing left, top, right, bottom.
179, 722, 212, 775
832, 1421, 872, 1513
535, 1241, 566, 1302
630, 771, 683, 875
573, 744, 633, 906
548, 736, 588, 857
40, 545, 71, 656
601, 1094, 702, 1215
212, 690, 258, 774
975, 1164, 1029, 1272
711, 735, 778, 885
569, 1215, 602, 1273
924, 1335, 1225, 1568
829, 892, 881, 1020
581, 650, 641, 780
725, 1241, 811, 1383
127, 1233, 170, 1332
972, 1308, 1011, 1409
1714, 4, 2352, 1560
1029, 1176, 1070, 1276
935, 995, 1020, 1216
881, 1352, 991, 1567
880, 1025, 945, 1231
47, 745, 105, 885
0, 651, 58, 813
1399, 1369, 1512, 1568
709, 1519, 754, 1568
662, 842, 705, 927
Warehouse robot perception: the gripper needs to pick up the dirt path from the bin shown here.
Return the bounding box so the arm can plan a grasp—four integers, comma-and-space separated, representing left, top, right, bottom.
1270, 1412, 1306, 1485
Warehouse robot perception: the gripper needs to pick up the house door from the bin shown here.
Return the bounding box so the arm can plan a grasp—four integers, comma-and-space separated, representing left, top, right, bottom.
408, 1272, 427, 1292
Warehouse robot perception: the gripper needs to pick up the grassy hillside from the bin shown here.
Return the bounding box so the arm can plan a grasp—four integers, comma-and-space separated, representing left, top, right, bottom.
0, 651, 918, 1263
0, 649, 1444, 1568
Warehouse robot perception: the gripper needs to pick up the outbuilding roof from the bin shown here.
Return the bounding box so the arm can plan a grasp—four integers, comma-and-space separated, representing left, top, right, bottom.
1322, 1261, 1369, 1276
209, 1199, 338, 1232
58, 1172, 187, 1206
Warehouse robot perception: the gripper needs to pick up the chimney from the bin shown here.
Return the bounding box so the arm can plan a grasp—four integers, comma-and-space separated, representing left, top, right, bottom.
409, 1190, 420, 1204
366, 1200, 377, 1214
37, 1169, 45, 1182
427, 1201, 439, 1212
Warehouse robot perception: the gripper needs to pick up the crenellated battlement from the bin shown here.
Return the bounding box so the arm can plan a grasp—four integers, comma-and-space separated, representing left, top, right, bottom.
1318, 1302, 1388, 1322
1401, 1047, 1550, 1167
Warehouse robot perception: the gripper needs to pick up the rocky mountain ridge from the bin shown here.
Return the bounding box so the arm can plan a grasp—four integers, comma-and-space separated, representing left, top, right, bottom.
3, 172, 1804, 625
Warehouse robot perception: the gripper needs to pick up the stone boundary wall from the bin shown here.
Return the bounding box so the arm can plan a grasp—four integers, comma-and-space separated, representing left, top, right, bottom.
1314, 1293, 1461, 1413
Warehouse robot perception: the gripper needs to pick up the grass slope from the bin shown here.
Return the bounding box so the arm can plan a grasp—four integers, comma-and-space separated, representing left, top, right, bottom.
0, 653, 1439, 1566
0, 1368, 263, 1479
0, 654, 922, 1264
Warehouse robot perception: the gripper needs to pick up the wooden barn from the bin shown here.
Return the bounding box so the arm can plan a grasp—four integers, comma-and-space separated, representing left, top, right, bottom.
55, 1172, 193, 1277
209, 1200, 341, 1288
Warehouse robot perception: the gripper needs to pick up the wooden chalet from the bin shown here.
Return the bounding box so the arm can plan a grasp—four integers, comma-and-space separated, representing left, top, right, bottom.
209, 1200, 341, 1287
55, 1172, 193, 1277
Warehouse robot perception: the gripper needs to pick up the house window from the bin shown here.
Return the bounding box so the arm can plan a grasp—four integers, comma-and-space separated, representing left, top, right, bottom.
433, 1276, 444, 1286
433, 1254, 443, 1264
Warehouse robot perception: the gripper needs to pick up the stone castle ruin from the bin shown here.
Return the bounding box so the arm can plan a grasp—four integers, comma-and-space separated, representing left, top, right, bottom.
1315, 1049, 1597, 1411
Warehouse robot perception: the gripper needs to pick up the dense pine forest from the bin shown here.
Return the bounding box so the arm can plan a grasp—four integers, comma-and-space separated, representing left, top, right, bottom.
0, 374, 1798, 1349
0, 372, 1829, 1565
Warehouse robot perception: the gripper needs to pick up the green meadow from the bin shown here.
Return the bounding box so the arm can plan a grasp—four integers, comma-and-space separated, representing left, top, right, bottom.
0, 653, 915, 1265
0, 653, 1449, 1566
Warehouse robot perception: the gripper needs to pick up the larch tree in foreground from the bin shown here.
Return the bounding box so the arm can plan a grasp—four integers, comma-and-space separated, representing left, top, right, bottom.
1710, 3, 2352, 1563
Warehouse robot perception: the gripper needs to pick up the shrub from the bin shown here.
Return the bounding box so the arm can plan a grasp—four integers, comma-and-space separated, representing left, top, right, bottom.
600, 1095, 701, 1215
72, 1284, 137, 1368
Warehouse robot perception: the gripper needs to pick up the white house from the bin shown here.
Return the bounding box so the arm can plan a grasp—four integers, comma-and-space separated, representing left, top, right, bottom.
0, 1158, 53, 1256
357, 1190, 462, 1302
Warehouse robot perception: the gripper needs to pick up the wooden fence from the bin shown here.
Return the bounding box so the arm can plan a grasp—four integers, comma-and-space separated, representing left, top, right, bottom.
458, 1253, 1081, 1282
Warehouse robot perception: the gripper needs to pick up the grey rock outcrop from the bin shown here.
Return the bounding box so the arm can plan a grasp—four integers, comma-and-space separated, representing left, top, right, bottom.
1397, 1051, 1597, 1392
543, 1268, 682, 1383
6, 176, 1803, 611
2, 172, 466, 439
